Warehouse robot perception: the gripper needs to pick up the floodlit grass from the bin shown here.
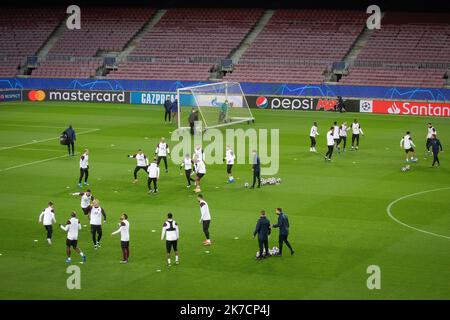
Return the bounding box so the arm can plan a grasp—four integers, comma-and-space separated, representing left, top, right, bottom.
0, 101, 449, 299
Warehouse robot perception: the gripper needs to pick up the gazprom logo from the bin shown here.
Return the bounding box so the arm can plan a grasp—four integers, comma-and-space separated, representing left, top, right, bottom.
256, 96, 268, 109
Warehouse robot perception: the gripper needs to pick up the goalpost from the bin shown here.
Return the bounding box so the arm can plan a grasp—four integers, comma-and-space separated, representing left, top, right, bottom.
177, 81, 254, 132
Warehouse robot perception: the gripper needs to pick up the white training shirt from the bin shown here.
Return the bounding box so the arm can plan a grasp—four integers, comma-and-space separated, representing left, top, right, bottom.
39, 207, 56, 226
80, 153, 89, 169
225, 149, 235, 165
333, 125, 340, 139
130, 153, 149, 167
199, 200, 211, 221
401, 135, 416, 150
339, 124, 348, 137
427, 127, 437, 139
155, 142, 170, 157
327, 130, 335, 146
61, 217, 81, 240
182, 157, 192, 170
161, 219, 179, 241
89, 206, 106, 225
80, 193, 93, 209
194, 147, 205, 161
351, 122, 363, 135
147, 162, 160, 178
195, 159, 206, 174
310, 125, 319, 138
112, 220, 130, 242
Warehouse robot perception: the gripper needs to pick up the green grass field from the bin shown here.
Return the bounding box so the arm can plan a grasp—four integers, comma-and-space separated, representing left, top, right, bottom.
0, 101, 449, 299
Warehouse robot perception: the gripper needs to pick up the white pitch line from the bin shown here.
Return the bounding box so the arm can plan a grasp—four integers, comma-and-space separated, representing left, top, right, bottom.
0, 154, 69, 172
386, 187, 450, 240
18, 147, 65, 152
1, 124, 97, 130
0, 128, 100, 151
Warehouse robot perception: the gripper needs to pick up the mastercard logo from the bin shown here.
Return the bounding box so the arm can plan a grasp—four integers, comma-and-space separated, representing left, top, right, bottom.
28, 90, 46, 101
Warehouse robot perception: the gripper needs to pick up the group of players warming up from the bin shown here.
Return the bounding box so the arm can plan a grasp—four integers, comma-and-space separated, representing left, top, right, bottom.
39, 191, 213, 265
310, 119, 364, 161
400, 123, 443, 167
40, 114, 442, 266
310, 119, 443, 167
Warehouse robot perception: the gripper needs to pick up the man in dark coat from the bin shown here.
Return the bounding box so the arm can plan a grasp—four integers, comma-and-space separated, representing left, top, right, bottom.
430, 134, 443, 167
253, 210, 271, 259
188, 108, 198, 135
63, 125, 76, 156
272, 208, 294, 256
250, 150, 261, 188
164, 98, 173, 124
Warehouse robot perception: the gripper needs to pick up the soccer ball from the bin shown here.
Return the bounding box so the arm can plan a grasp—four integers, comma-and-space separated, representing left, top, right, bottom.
228, 176, 235, 183
270, 247, 279, 255
244, 182, 249, 188
401, 165, 411, 172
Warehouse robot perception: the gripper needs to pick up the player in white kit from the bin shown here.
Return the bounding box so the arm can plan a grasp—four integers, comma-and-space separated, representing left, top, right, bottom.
128, 149, 149, 183
180, 153, 195, 188
111, 213, 130, 264
225, 145, 235, 183
155, 137, 170, 173
78, 149, 89, 187
60, 211, 86, 264
72, 189, 94, 215
38, 201, 56, 245
161, 213, 180, 266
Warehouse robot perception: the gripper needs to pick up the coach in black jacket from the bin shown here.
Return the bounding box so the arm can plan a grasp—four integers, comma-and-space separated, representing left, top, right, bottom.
164, 98, 173, 124
251, 150, 261, 189
253, 210, 271, 259
273, 208, 294, 256
63, 125, 76, 156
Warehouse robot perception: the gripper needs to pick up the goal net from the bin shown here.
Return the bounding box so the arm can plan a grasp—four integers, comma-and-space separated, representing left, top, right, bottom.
177, 81, 254, 131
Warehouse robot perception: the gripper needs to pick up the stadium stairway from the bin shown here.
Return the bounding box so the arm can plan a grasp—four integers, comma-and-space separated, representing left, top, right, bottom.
228, 10, 274, 65
341, 11, 386, 70
20, 17, 69, 76
116, 9, 167, 64
323, 12, 385, 82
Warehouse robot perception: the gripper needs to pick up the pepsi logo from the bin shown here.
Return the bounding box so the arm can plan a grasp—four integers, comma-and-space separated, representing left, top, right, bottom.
255, 96, 268, 109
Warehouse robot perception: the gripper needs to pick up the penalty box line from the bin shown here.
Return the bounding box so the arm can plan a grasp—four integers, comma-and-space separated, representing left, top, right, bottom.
0, 154, 74, 173
0, 129, 101, 172
0, 128, 100, 151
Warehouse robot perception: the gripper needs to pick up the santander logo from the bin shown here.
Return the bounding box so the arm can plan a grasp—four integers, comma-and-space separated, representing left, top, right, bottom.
374, 100, 450, 117
388, 102, 401, 114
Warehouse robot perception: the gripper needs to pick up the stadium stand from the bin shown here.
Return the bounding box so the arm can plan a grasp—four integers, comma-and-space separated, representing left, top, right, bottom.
0, 7, 448, 87
0, 7, 64, 76
107, 9, 264, 80
224, 10, 367, 84
32, 7, 155, 78
340, 12, 450, 87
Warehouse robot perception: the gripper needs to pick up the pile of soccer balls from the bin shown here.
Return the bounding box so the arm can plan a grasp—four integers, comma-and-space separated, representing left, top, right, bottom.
401, 164, 411, 172
261, 177, 282, 186
256, 247, 280, 258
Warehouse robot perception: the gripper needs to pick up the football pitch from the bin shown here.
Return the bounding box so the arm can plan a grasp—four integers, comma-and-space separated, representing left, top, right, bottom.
0, 101, 449, 299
